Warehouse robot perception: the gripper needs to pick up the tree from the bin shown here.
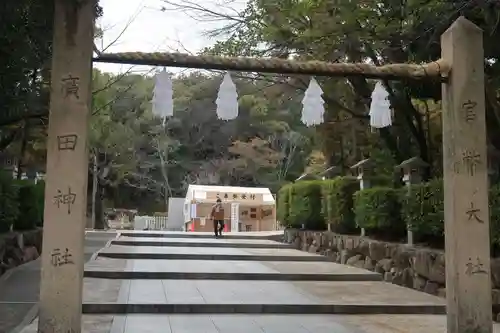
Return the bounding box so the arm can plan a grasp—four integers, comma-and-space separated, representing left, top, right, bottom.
163, 0, 500, 179
86, 67, 315, 210
0, 1, 104, 180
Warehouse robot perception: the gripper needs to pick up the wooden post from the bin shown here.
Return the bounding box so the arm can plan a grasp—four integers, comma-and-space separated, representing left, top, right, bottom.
441, 17, 492, 333
38, 1, 95, 332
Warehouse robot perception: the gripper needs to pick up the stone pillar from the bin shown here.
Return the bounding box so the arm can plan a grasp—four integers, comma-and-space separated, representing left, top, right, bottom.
441, 17, 492, 333
38, 1, 95, 332
396, 156, 428, 246
350, 158, 374, 237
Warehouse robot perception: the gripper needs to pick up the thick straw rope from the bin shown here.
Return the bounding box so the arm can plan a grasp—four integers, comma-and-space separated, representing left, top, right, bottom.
94, 52, 450, 80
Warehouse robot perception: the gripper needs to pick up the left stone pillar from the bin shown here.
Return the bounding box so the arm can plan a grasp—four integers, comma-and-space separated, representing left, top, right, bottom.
38, 1, 95, 332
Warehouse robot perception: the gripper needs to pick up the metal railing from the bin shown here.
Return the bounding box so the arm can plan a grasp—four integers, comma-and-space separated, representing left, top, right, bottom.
134, 215, 169, 230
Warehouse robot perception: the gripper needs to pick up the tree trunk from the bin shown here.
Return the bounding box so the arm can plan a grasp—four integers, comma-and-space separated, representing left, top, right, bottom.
16, 120, 29, 180
94, 185, 105, 229
93, 152, 107, 230
91, 152, 97, 229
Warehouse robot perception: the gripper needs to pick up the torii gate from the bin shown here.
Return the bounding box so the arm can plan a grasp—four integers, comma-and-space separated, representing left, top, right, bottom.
39, 0, 491, 332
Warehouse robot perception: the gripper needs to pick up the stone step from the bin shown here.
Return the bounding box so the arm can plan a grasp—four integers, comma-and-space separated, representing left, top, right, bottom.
111, 240, 291, 249
83, 270, 382, 282
19, 314, 500, 333
119, 232, 280, 240
108, 314, 356, 333
97, 252, 329, 262
81, 302, 446, 315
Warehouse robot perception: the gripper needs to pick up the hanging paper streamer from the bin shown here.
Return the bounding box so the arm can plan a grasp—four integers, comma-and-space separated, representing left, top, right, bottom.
301, 77, 325, 127
152, 69, 173, 125
369, 82, 392, 128
216, 73, 238, 121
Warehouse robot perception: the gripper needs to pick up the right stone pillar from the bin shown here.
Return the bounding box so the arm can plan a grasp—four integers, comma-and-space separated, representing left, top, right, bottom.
441, 16, 492, 333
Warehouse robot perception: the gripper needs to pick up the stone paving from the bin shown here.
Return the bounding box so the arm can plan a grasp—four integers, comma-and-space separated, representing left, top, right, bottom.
18, 231, 500, 332
111, 236, 290, 248
98, 245, 331, 262
117, 236, 284, 243
100, 245, 319, 257
3, 231, 117, 333
108, 259, 379, 275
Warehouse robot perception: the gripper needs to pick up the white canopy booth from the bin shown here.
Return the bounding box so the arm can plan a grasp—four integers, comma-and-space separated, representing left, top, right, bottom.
183, 185, 276, 232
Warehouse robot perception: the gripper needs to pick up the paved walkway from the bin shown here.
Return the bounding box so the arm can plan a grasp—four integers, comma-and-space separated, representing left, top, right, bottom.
1, 230, 117, 333
18, 231, 500, 332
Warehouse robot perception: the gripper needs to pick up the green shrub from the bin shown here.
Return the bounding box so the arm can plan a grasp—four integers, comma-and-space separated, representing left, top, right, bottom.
400, 179, 444, 245
34, 180, 45, 227
288, 180, 325, 230
354, 187, 404, 240
276, 184, 291, 226
322, 176, 359, 234
399, 179, 500, 249
0, 171, 20, 233
371, 175, 397, 187
490, 184, 500, 253
15, 180, 45, 230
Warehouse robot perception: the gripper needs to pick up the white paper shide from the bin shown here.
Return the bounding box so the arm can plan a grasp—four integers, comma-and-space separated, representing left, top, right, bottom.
152, 69, 173, 125
301, 78, 325, 127
369, 81, 392, 128
216, 73, 238, 121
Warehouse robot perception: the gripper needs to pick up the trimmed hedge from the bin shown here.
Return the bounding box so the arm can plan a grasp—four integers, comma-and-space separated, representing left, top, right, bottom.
16, 180, 45, 230
354, 187, 404, 240
288, 180, 325, 230
276, 184, 291, 226
0, 171, 20, 233
34, 180, 45, 227
322, 177, 359, 234
277, 176, 500, 249
401, 179, 500, 249
400, 179, 444, 245
0, 173, 45, 233
490, 184, 500, 253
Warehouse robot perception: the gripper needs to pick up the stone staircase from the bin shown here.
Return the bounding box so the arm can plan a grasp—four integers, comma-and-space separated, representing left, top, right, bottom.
20, 231, 460, 333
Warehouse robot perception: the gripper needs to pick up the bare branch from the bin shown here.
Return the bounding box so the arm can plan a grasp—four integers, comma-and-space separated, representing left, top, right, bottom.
101, 2, 146, 53
91, 68, 156, 116
161, 0, 245, 24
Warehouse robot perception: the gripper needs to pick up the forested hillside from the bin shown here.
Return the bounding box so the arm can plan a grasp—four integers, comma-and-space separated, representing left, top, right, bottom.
89, 69, 317, 212
2, 0, 500, 217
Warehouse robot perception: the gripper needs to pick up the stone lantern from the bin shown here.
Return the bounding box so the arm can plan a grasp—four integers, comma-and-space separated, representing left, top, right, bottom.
395, 156, 428, 189
319, 165, 340, 180
350, 158, 375, 190
395, 156, 428, 246
350, 158, 375, 236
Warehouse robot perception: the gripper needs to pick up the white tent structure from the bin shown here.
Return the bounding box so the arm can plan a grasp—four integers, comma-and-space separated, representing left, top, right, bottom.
183, 185, 276, 232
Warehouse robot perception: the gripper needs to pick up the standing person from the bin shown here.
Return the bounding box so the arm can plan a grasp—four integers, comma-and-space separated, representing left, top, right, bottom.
210, 198, 225, 238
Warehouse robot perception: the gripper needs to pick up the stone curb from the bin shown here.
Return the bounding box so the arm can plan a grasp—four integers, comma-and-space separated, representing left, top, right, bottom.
8, 232, 119, 333
97, 252, 330, 262
82, 303, 446, 315
8, 304, 38, 333
88, 235, 117, 262
83, 270, 382, 281
1, 261, 40, 333
110, 240, 291, 249
119, 232, 278, 240
0, 255, 41, 284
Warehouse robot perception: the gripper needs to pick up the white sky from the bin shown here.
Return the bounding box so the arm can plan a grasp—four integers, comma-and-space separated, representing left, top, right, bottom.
94, 0, 246, 74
